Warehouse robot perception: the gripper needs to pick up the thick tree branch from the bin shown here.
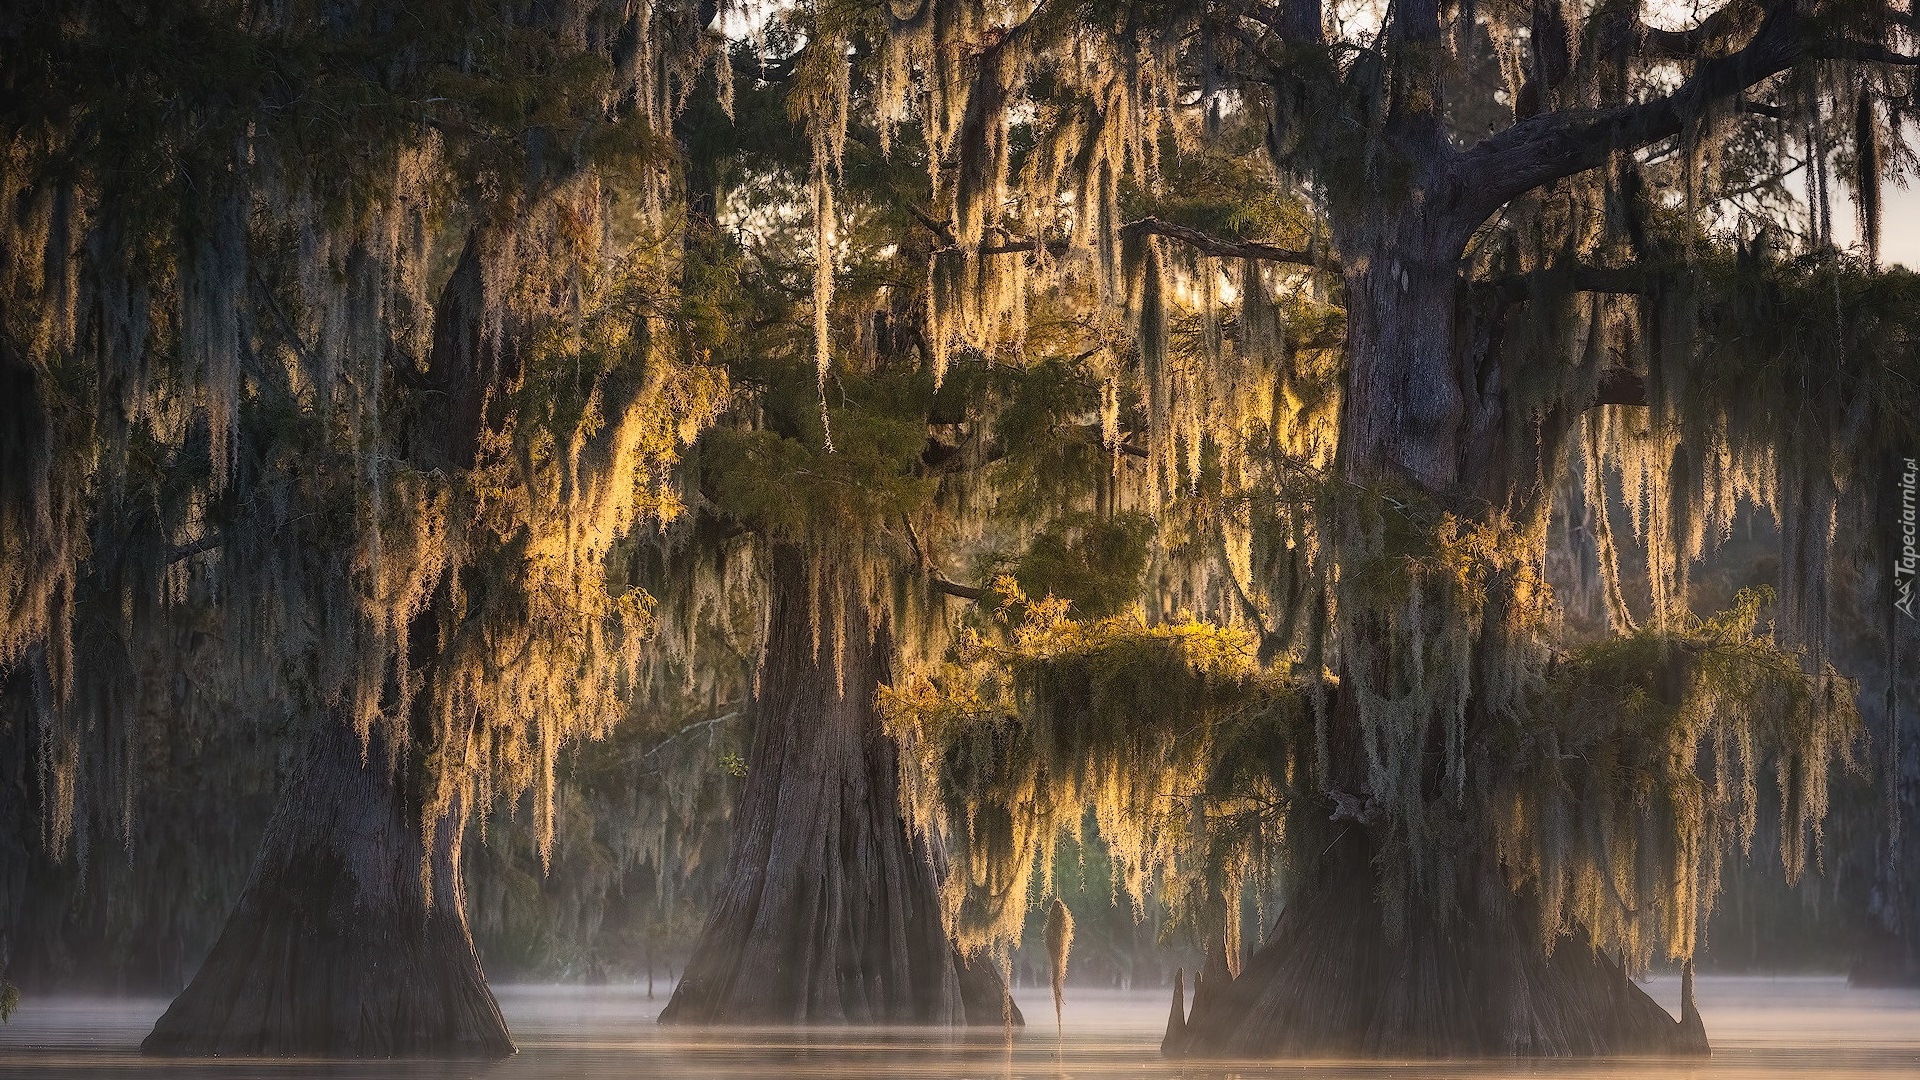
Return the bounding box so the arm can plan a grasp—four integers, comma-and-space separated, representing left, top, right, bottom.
1236, 0, 1326, 45
963, 217, 1325, 268
168, 534, 224, 565
1815, 40, 1920, 65
1125, 217, 1320, 267
929, 575, 986, 601
1485, 263, 1666, 302
1463, 8, 1920, 225
1637, 5, 1754, 58
1741, 99, 1789, 119
1454, 2, 1806, 224
1593, 368, 1648, 408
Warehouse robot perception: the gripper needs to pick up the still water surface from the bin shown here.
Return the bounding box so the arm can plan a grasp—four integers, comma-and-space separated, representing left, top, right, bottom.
0, 976, 1914, 1079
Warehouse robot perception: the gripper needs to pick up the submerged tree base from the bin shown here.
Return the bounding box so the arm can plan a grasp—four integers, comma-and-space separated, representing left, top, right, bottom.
1167, 834, 1708, 1059
661, 546, 1020, 1027
143, 720, 513, 1058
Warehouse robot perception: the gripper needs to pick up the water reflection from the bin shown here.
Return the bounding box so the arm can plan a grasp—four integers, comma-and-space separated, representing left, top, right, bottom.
0, 977, 1915, 1078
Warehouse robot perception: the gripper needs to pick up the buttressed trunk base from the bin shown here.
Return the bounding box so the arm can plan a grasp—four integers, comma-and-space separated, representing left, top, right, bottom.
661, 546, 1017, 1026
142, 719, 512, 1058
1165, 802, 1708, 1057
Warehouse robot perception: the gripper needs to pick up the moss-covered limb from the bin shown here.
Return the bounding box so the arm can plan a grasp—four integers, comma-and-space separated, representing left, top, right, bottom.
1502, 589, 1862, 967
882, 586, 1305, 960
1548, 259, 1920, 654
1324, 455, 1861, 956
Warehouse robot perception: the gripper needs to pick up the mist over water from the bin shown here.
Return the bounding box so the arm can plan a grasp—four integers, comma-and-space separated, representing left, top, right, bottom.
0, 977, 1914, 1079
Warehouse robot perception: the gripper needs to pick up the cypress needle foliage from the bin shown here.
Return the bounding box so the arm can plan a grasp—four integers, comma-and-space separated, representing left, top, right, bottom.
880, 580, 1305, 960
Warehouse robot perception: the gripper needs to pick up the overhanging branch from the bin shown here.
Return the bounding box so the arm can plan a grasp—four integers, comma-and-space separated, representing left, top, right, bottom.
1631, 4, 1754, 59
1461, 6, 1920, 223
1593, 368, 1648, 408
168, 534, 223, 565
1814, 40, 1920, 65
1485, 263, 1666, 302
1123, 217, 1321, 268
963, 217, 1324, 268
1456, 1, 1806, 222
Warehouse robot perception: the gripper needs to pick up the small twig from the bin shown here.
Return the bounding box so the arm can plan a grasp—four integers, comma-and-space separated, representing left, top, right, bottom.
248, 266, 316, 371
634, 710, 741, 767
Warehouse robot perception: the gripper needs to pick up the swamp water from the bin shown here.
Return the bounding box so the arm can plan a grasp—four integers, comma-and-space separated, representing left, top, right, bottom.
0, 976, 1914, 1079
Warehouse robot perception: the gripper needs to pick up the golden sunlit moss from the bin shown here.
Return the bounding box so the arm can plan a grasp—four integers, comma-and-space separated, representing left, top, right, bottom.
1500, 588, 1860, 969
881, 578, 1305, 961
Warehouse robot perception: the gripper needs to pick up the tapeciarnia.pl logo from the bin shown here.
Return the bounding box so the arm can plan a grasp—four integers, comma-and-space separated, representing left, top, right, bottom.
1900, 457, 1918, 619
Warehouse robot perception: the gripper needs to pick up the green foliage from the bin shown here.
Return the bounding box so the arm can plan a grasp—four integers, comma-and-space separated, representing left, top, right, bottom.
1007, 513, 1154, 621
698, 373, 939, 543
1499, 588, 1862, 965
883, 580, 1305, 957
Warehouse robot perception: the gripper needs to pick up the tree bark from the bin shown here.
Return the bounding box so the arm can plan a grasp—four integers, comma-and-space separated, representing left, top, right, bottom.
660, 544, 1017, 1025
142, 716, 512, 1057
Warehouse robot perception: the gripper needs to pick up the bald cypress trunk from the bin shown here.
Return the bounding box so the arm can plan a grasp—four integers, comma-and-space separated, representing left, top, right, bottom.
145, 230, 514, 1057
661, 544, 1016, 1025
1171, 212, 1706, 1058
142, 717, 511, 1057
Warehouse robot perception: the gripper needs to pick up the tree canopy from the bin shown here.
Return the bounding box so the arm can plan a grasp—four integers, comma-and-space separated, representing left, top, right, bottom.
4, 0, 1920, 1055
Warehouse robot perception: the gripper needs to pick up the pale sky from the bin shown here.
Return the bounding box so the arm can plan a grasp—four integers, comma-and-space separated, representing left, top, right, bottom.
1860, 182, 1920, 269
